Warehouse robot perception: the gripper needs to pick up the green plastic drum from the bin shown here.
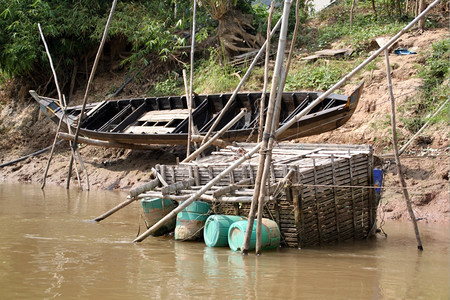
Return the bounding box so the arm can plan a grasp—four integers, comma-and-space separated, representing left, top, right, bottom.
175, 201, 211, 241
140, 198, 176, 236
204, 215, 246, 247
228, 218, 280, 252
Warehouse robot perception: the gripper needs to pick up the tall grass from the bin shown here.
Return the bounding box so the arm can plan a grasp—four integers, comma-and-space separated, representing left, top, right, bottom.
402, 39, 449, 132
194, 49, 241, 94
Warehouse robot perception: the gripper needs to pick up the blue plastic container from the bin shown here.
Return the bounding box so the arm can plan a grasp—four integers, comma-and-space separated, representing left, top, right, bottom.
204, 215, 246, 247
175, 201, 211, 241
140, 198, 176, 236
373, 168, 383, 194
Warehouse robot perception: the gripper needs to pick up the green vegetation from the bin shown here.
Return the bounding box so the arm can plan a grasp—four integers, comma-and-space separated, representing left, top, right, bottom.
285, 60, 352, 91
150, 76, 183, 97
406, 38, 449, 131
0, 0, 446, 101
194, 49, 241, 94
313, 1, 409, 53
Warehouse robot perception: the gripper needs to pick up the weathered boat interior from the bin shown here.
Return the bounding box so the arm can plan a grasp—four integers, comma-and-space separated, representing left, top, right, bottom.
33, 83, 362, 145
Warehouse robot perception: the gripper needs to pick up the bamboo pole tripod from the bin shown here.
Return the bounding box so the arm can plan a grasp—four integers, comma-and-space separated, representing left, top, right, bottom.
37, 24, 84, 190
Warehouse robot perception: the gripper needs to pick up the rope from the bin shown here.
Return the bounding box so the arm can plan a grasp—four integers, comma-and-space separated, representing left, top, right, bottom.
295, 183, 445, 192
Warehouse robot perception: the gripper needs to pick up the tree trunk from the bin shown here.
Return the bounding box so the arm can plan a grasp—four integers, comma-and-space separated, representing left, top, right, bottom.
418, 0, 426, 31
215, 9, 264, 58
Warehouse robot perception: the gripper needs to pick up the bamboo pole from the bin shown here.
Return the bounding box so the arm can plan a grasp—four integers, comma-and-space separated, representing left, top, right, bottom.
37, 24, 83, 190
186, 0, 197, 157
257, 2, 275, 143
129, 177, 160, 198
399, 98, 449, 155
131, 0, 440, 243
381, 43, 423, 250
94, 198, 136, 222
243, 0, 293, 255
182, 70, 192, 157
58, 132, 165, 150
255, 0, 299, 255
182, 108, 247, 163
200, 17, 283, 146
0, 140, 64, 168
67, 0, 118, 188
191, 135, 230, 148
93, 177, 160, 222
275, 0, 441, 138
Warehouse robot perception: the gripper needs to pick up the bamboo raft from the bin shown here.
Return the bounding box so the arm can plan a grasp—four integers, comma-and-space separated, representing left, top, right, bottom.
132, 143, 377, 248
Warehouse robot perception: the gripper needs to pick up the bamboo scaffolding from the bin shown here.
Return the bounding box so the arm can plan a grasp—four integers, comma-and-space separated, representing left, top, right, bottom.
131, 1, 439, 243
244, 0, 293, 255
256, 0, 300, 255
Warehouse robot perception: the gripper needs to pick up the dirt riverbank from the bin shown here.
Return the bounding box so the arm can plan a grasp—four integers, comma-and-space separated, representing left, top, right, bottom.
0, 28, 448, 224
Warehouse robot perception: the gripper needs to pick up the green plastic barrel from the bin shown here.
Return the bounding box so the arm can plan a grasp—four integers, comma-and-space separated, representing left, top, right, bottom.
204, 215, 246, 247
228, 218, 280, 252
175, 201, 211, 241
140, 198, 176, 236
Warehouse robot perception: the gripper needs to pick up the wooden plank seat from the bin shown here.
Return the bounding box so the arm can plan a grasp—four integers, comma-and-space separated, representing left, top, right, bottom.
138, 109, 190, 122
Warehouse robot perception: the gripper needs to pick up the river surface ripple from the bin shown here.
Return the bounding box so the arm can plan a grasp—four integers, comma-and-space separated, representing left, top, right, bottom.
0, 183, 448, 299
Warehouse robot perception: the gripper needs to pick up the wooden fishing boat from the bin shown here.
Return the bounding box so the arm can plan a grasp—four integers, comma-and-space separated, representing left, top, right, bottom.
30, 82, 363, 147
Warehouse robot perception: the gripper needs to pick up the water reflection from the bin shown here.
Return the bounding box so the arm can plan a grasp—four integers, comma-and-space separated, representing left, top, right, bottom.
0, 183, 448, 299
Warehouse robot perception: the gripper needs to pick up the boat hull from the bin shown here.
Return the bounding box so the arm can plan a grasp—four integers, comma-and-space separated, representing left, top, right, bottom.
30, 83, 363, 146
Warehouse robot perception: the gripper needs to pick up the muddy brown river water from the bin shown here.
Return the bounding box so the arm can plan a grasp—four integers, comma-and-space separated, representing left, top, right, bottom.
0, 183, 448, 299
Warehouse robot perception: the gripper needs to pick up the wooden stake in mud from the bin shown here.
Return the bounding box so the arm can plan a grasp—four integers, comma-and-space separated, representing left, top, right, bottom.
378, 39, 423, 250
67, 0, 118, 190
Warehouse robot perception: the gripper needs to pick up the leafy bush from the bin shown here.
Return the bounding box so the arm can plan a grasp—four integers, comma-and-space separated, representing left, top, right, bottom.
0, 1, 192, 78
0, 1, 112, 77
150, 76, 183, 97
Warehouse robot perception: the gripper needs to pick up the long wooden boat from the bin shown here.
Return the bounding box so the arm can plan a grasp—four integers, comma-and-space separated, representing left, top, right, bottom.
30, 82, 363, 146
